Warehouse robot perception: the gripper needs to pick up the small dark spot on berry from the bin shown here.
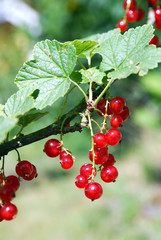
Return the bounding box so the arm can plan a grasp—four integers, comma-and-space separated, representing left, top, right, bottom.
12, 193, 16, 198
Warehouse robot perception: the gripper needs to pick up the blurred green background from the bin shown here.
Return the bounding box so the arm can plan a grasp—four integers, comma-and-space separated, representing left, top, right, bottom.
0, 0, 161, 239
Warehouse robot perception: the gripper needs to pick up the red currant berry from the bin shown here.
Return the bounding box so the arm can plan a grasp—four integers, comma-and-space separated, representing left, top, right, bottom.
149, 35, 159, 47
155, 8, 161, 21
105, 129, 122, 146
118, 106, 130, 121
16, 160, 33, 178
0, 203, 18, 221
0, 205, 3, 222
75, 174, 88, 188
96, 99, 112, 116
60, 156, 74, 170
59, 150, 72, 160
126, 10, 138, 23
80, 164, 97, 180
94, 133, 107, 148
102, 153, 115, 168
5, 175, 20, 192
110, 115, 123, 128
0, 173, 3, 184
89, 148, 108, 165
44, 139, 62, 157
110, 97, 126, 114
117, 19, 128, 32
85, 182, 103, 200
0, 184, 15, 202
147, 0, 157, 3
137, 9, 145, 21
22, 165, 37, 181
123, 0, 137, 10
101, 166, 118, 183
155, 20, 161, 30
146, 0, 157, 3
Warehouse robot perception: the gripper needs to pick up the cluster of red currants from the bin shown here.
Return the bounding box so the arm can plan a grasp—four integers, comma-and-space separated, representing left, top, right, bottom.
44, 139, 74, 170
0, 160, 37, 221
117, 0, 145, 32
148, 0, 161, 46
117, 0, 160, 47
75, 97, 130, 201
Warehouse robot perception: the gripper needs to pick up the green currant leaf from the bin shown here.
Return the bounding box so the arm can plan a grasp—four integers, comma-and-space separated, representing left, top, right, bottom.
138, 45, 161, 76
87, 28, 120, 44
18, 111, 48, 127
70, 71, 82, 83
80, 67, 105, 84
0, 116, 17, 143
0, 104, 6, 117
93, 25, 161, 80
71, 40, 98, 56
79, 29, 119, 59
15, 40, 77, 110
5, 88, 35, 117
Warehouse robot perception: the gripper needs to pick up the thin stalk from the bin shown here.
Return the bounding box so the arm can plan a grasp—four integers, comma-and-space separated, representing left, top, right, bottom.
15, 149, 21, 162
89, 81, 93, 102
87, 113, 96, 181
1, 156, 5, 173
70, 79, 88, 102
94, 108, 104, 116
101, 99, 109, 131
77, 59, 86, 70
55, 86, 76, 122
93, 79, 114, 106
91, 119, 102, 132
60, 112, 81, 141
87, 57, 91, 68
13, 126, 24, 139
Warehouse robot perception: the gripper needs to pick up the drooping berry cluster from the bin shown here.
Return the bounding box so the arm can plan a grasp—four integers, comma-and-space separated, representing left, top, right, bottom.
117, 0, 145, 32
147, 0, 161, 46
0, 160, 37, 221
74, 96, 130, 201
44, 139, 74, 170
117, 0, 160, 47
0, 96, 130, 221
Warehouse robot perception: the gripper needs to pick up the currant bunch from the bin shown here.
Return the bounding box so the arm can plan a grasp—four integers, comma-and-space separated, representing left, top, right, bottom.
74, 96, 130, 201
117, 0, 145, 33
0, 159, 37, 221
117, 0, 160, 46
44, 139, 74, 170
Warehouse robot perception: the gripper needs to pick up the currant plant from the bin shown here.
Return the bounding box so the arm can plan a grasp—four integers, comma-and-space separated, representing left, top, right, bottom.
0, 23, 161, 221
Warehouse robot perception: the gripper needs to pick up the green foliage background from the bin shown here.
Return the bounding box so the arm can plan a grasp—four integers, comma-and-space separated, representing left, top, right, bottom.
0, 0, 161, 239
